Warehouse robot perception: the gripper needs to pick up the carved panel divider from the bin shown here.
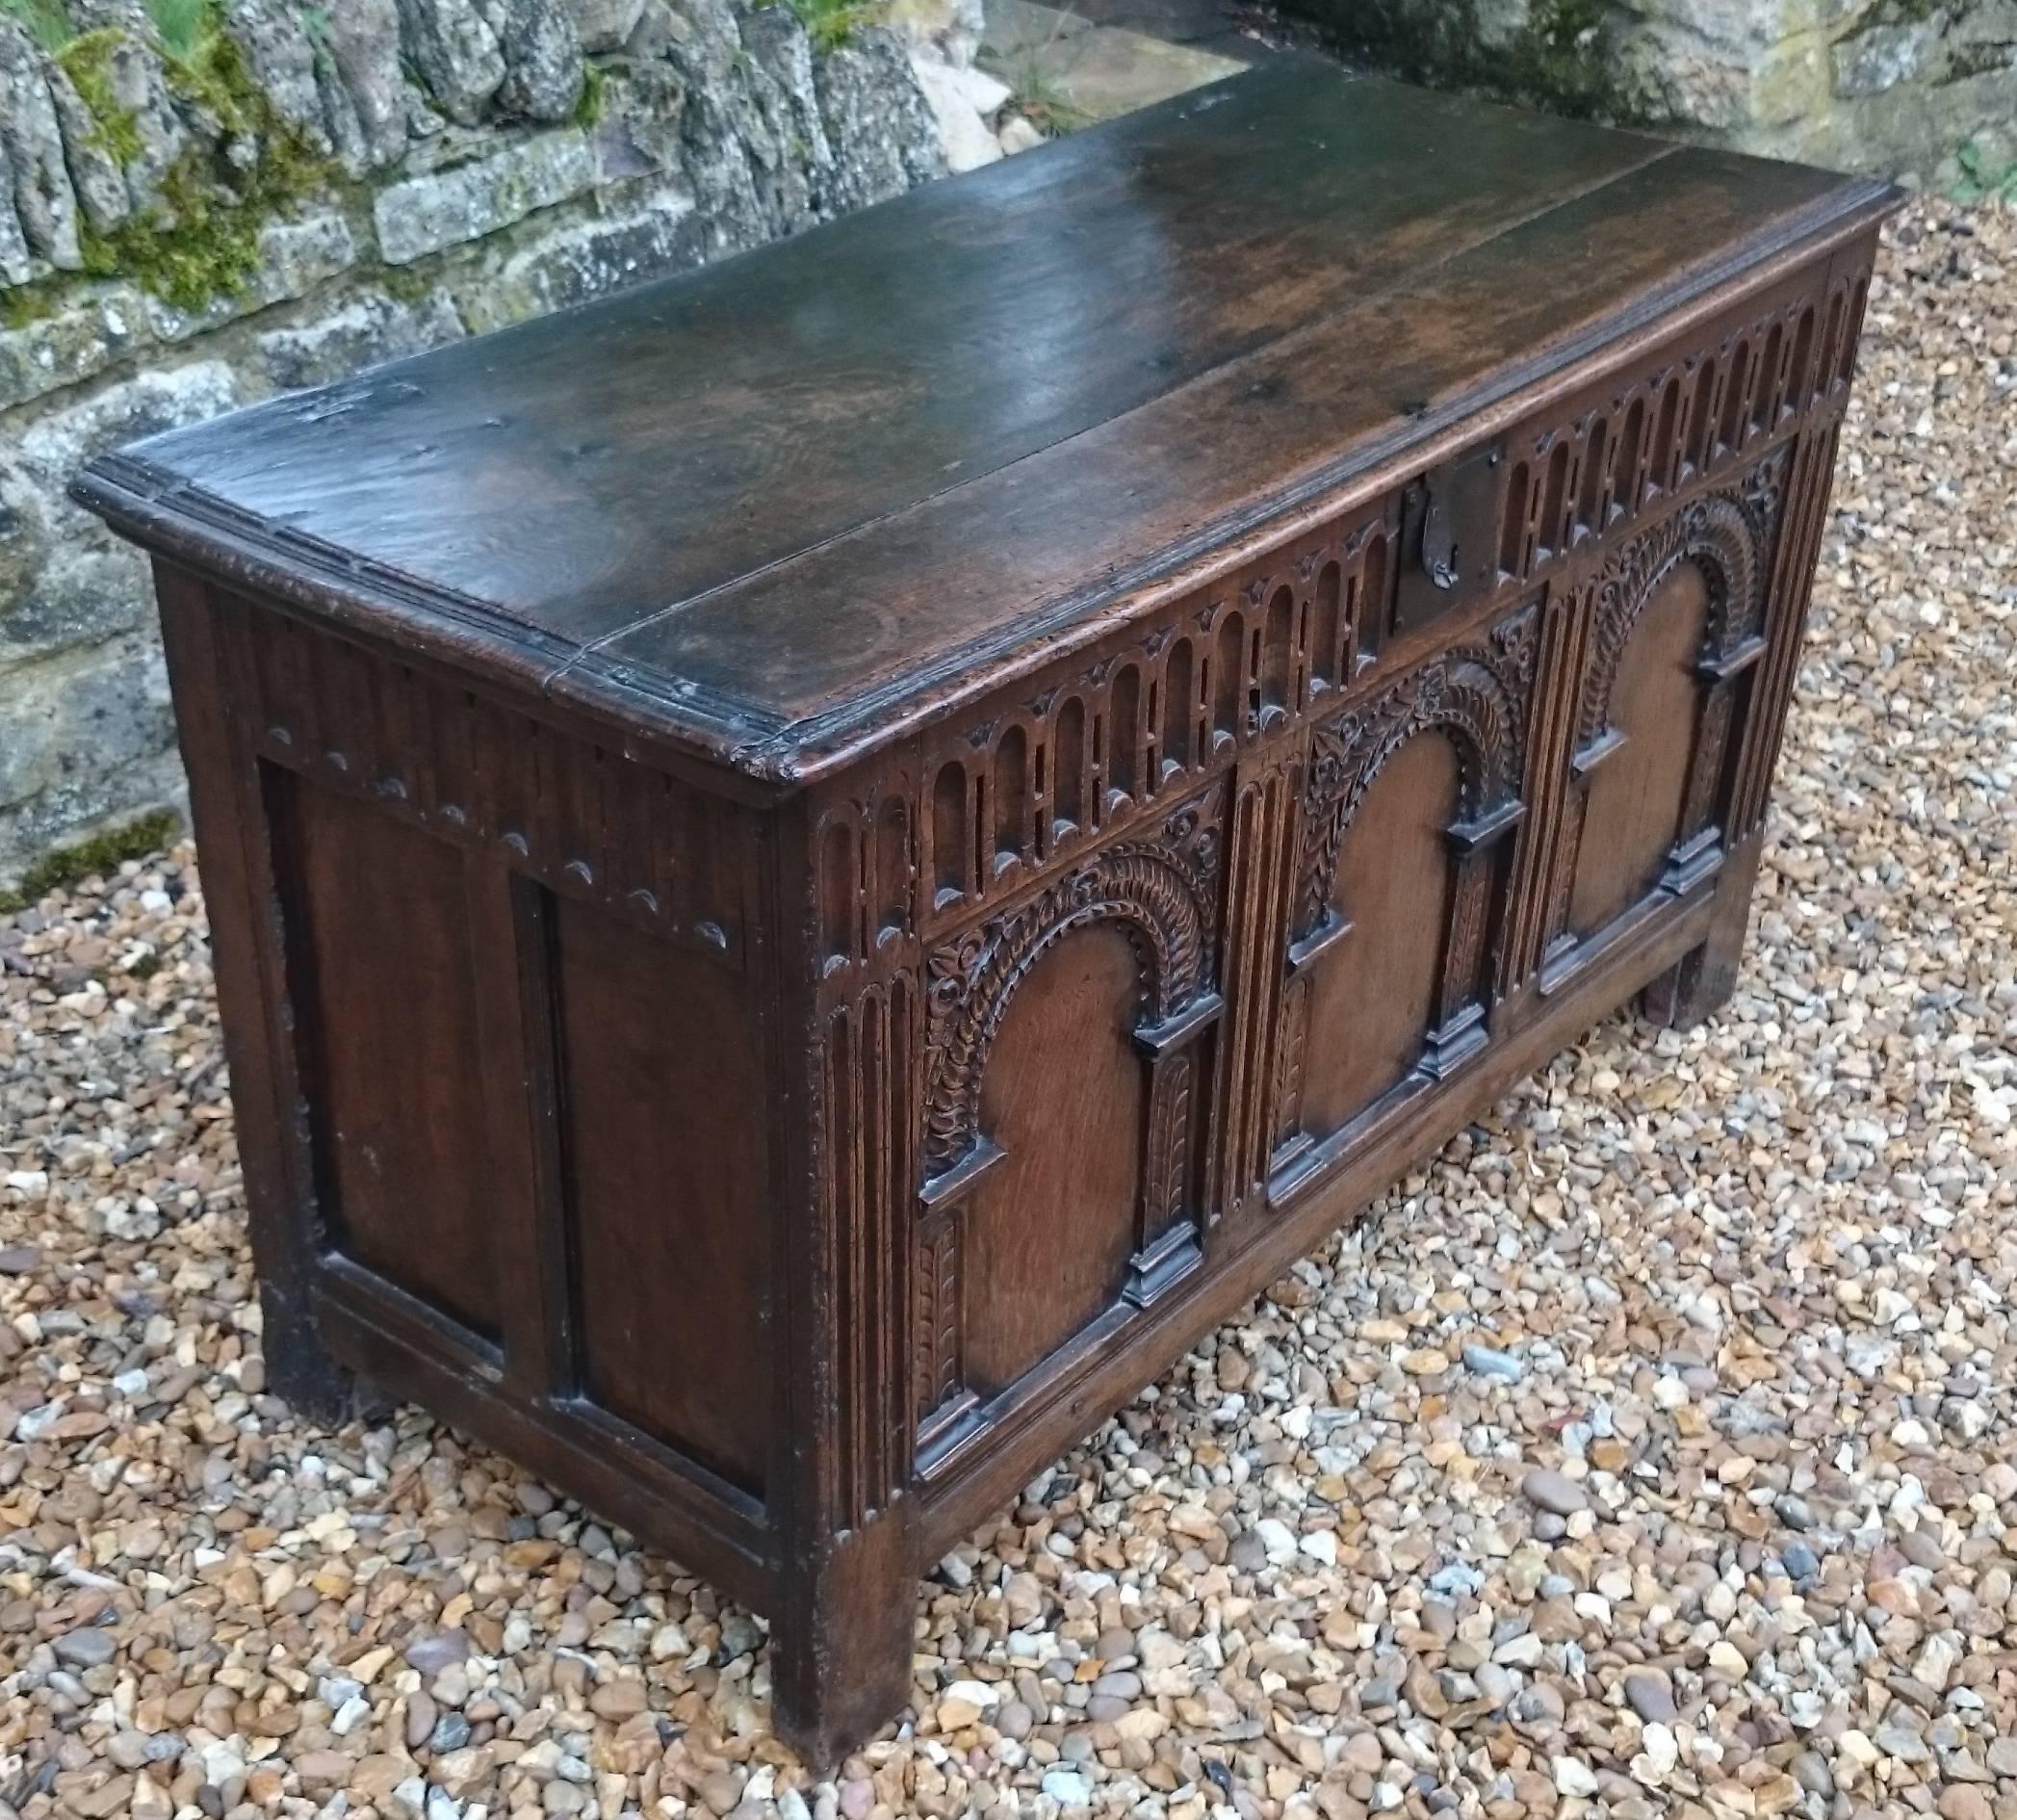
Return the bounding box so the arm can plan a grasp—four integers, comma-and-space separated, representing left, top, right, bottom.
808, 778, 923, 1526
1213, 753, 1304, 1223
1728, 416, 1845, 842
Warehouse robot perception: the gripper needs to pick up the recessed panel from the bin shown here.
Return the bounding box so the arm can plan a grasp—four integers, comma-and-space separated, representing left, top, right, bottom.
1302, 732, 1459, 1139
555, 900, 770, 1495
271, 771, 500, 1339
1571, 561, 1710, 938
964, 925, 1145, 1396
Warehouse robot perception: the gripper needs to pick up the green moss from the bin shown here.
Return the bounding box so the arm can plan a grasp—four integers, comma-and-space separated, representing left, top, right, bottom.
997, 54, 1092, 137
1289, 0, 1635, 123
143, 0, 209, 57
0, 808, 181, 914
61, 8, 337, 312
783, 0, 882, 54
573, 59, 607, 128
1952, 134, 2017, 203
0, 0, 73, 53
57, 28, 145, 166
0, 278, 59, 328
378, 258, 442, 305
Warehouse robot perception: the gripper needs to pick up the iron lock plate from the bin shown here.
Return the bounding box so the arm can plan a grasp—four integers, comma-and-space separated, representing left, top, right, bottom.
1393, 439, 1503, 638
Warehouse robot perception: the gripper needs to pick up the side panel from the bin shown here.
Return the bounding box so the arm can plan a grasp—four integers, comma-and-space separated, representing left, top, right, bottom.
267, 773, 501, 1340
181, 585, 777, 1602
556, 899, 772, 1495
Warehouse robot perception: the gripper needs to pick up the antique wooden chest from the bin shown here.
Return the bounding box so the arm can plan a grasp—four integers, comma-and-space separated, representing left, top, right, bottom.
76, 61, 1894, 1759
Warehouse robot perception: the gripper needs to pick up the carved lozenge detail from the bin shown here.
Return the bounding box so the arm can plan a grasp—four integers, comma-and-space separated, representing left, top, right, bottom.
920, 793, 1223, 1178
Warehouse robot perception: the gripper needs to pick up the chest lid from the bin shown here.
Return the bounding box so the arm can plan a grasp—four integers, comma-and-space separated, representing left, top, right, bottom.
74, 60, 1893, 785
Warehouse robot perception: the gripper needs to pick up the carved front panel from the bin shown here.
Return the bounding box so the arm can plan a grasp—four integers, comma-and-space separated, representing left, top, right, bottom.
1539, 444, 1790, 981
912, 789, 1226, 1461
1270, 604, 1540, 1188
870, 243, 1863, 1473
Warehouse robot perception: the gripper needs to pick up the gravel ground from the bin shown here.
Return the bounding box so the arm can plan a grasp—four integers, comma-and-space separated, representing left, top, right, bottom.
2, 195, 2014, 1820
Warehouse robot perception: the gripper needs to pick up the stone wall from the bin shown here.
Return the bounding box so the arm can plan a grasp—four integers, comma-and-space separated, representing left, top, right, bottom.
0, 0, 1021, 886
1295, 0, 2017, 179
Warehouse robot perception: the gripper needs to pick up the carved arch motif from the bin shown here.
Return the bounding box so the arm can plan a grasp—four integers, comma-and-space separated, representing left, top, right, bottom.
920, 802, 1222, 1176
1295, 605, 1539, 935
1577, 451, 1785, 747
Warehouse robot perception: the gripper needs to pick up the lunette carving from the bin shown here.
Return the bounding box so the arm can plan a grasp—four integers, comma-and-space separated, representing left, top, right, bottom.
1577, 449, 1786, 748
920, 795, 1223, 1179
1296, 604, 1538, 938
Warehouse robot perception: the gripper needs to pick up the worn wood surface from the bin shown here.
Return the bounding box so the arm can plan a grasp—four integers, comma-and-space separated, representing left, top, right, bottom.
83, 67, 1894, 1764
76, 62, 1891, 780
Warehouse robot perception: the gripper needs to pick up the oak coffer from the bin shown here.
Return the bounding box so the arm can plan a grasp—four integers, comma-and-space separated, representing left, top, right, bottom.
75, 60, 1894, 1759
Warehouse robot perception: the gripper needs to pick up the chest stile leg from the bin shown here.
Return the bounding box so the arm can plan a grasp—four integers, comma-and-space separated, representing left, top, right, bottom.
770, 784, 923, 1766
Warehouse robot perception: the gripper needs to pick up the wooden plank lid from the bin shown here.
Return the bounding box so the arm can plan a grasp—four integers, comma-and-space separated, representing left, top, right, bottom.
73, 59, 1896, 784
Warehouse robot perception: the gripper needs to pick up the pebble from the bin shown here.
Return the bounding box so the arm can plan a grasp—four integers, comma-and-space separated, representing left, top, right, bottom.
51, 1627, 116, 1668
1461, 1342, 1523, 1381
2, 195, 2012, 1820
1519, 1468, 1588, 1516
403, 1630, 471, 1675
1622, 1669, 1677, 1723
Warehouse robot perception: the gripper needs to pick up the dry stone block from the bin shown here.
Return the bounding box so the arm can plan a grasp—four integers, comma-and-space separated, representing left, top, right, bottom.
0, 287, 150, 413
0, 147, 31, 288
255, 290, 467, 394
496, 0, 587, 120
455, 197, 702, 331
373, 129, 596, 264
400, 0, 509, 124
221, 0, 334, 154
1832, 15, 1943, 97
0, 19, 83, 271
322, 0, 412, 169
815, 27, 948, 216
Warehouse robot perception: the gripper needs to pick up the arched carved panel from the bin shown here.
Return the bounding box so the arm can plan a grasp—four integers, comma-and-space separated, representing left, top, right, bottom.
912, 789, 1226, 1457
921, 799, 1222, 1177
1569, 562, 1712, 938
1576, 477, 1774, 750
1301, 733, 1461, 1138
961, 926, 1148, 1396
1295, 604, 1537, 940
1543, 446, 1789, 974
1272, 606, 1537, 1186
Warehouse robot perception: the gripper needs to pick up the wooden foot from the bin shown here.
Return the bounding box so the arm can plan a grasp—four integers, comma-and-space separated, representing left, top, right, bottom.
770, 1508, 917, 1769
1642, 835, 1763, 1029
258, 1280, 368, 1425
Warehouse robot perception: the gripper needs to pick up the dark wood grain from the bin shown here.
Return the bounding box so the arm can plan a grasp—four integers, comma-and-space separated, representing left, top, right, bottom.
965, 927, 1146, 1395
1302, 731, 1458, 1137
75, 64, 1893, 778
1569, 563, 1710, 937
81, 86, 1891, 1765
270, 774, 503, 1340
555, 897, 773, 1495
